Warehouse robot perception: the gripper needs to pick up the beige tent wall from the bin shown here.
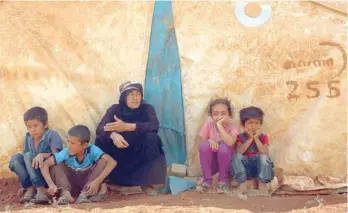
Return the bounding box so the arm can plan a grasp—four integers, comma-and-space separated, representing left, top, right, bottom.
174, 1, 347, 178
0, 1, 154, 178
0, 1, 346, 179
312, 1, 347, 14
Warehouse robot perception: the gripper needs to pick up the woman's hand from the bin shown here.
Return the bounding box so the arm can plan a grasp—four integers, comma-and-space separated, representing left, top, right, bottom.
104, 116, 129, 132
110, 132, 129, 149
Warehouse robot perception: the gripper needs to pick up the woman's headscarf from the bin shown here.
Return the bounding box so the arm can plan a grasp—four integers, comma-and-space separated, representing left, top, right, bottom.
118, 81, 144, 122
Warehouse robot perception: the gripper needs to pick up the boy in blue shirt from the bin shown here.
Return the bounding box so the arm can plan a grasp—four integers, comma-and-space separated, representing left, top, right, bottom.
8, 107, 63, 204
41, 125, 117, 205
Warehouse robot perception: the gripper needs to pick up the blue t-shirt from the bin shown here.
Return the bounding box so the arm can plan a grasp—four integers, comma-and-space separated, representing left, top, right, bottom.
53, 145, 104, 171
23, 129, 63, 155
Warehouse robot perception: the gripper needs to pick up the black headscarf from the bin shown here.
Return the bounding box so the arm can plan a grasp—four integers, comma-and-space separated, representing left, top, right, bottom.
118, 81, 145, 122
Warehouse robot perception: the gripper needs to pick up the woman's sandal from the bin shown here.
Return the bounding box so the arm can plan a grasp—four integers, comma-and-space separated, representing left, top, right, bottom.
141, 186, 158, 196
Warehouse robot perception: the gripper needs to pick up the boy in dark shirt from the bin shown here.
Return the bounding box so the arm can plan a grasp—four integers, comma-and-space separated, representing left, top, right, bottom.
230, 106, 274, 193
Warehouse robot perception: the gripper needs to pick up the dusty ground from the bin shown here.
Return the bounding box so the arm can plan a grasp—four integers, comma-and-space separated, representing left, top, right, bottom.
0, 179, 346, 213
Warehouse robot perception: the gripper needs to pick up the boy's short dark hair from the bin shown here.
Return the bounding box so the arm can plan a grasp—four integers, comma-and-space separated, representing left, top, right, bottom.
208, 98, 234, 117
240, 106, 264, 125
68, 125, 90, 143
24, 107, 48, 125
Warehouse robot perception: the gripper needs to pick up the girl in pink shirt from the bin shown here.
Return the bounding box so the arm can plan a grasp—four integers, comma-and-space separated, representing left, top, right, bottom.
199, 98, 238, 192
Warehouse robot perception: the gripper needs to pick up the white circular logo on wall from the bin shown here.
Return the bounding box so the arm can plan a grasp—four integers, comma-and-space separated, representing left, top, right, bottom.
235, 2, 272, 27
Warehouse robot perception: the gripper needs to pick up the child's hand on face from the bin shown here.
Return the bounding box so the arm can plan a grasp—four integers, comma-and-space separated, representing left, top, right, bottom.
246, 128, 254, 138
253, 129, 262, 138
217, 117, 231, 128
208, 139, 219, 152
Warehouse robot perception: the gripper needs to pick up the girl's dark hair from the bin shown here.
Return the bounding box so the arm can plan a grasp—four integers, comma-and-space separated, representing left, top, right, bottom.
208, 98, 234, 117
24, 107, 48, 125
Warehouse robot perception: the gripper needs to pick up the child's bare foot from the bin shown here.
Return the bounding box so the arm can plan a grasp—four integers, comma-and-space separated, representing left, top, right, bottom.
62, 190, 75, 203
230, 179, 240, 189
258, 180, 269, 193
98, 183, 108, 195
56, 190, 75, 205
235, 182, 248, 194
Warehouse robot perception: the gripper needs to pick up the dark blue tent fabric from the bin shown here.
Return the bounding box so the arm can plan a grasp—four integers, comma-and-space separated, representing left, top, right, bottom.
144, 1, 186, 166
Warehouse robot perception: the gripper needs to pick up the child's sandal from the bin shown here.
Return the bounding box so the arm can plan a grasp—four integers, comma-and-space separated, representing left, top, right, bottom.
20, 189, 35, 204
217, 183, 229, 193
75, 193, 91, 204
20, 195, 33, 204
88, 191, 107, 202
30, 192, 50, 204
89, 183, 108, 202
202, 183, 210, 192
57, 195, 69, 205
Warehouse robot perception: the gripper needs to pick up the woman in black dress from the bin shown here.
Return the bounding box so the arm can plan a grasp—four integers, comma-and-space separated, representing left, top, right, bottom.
95, 81, 166, 195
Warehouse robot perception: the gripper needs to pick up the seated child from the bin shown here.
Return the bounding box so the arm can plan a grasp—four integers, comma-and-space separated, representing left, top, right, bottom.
199, 98, 239, 192
41, 125, 117, 205
230, 106, 274, 193
8, 107, 63, 203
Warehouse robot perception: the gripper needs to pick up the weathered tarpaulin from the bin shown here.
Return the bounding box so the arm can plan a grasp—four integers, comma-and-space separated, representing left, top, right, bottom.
0, 1, 154, 177
0, 1, 346, 180
145, 1, 186, 166
173, 1, 347, 178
